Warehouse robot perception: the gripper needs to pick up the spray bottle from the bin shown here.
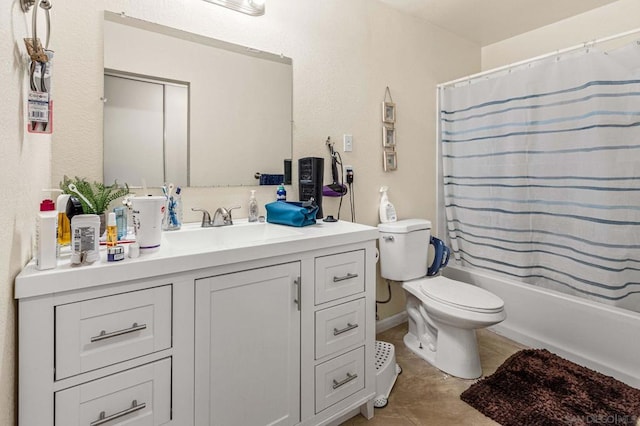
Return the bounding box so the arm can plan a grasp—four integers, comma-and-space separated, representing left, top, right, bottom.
379, 186, 397, 223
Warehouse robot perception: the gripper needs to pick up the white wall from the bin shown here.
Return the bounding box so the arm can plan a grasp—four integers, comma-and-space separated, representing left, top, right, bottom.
53, 1, 480, 321
0, 4, 54, 425
482, 0, 640, 70
1, 1, 479, 423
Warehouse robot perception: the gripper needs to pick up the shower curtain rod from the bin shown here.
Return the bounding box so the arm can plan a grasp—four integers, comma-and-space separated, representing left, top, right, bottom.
438, 27, 640, 89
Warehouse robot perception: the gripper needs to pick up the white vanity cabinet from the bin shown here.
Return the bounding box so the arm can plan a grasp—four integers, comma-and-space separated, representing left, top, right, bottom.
194, 262, 302, 426
16, 275, 194, 426
16, 221, 378, 426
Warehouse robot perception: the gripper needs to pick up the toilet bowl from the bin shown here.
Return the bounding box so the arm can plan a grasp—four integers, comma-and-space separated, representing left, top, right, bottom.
402, 276, 505, 379
378, 219, 506, 379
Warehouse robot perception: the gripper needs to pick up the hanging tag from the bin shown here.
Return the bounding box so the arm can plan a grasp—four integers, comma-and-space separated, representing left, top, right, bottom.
23, 38, 48, 63
28, 91, 49, 122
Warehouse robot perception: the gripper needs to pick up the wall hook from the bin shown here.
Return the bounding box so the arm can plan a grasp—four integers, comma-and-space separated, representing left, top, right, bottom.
20, 0, 36, 12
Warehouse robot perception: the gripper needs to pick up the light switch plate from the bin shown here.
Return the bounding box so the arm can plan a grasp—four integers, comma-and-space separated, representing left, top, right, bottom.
343, 134, 353, 152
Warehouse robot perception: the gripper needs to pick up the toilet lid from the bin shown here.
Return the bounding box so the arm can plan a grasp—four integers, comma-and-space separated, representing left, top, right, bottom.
419, 276, 504, 313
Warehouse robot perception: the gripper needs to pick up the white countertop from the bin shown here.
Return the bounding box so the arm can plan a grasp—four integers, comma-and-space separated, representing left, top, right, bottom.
15, 220, 379, 299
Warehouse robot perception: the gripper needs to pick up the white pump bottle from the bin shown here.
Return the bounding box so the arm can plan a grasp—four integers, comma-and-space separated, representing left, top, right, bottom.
379, 186, 397, 223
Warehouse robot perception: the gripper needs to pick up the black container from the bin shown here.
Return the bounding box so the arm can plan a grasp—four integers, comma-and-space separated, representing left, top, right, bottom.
298, 157, 324, 218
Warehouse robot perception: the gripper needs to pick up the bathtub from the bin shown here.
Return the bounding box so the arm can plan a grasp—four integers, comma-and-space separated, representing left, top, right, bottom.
444, 264, 640, 388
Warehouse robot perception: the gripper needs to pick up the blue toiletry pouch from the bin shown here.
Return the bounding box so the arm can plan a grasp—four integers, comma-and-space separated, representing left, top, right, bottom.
265, 201, 318, 227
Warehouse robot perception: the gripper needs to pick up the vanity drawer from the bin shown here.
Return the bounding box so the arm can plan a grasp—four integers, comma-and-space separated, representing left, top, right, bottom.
55, 357, 171, 426
315, 250, 365, 304
315, 298, 365, 359
315, 346, 365, 414
55, 285, 172, 380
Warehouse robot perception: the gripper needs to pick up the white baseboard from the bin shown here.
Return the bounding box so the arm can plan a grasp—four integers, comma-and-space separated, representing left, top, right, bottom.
376, 311, 407, 334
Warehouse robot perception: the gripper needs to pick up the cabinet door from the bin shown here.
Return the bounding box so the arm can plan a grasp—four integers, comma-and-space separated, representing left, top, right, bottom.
195, 262, 301, 426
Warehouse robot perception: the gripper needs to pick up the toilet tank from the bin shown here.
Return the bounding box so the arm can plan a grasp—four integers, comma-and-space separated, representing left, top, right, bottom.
378, 219, 431, 281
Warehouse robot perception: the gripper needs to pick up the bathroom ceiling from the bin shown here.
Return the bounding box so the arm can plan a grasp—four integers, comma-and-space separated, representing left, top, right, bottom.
378, 0, 620, 46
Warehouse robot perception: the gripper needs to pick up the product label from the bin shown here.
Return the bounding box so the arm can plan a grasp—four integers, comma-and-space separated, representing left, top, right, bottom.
73, 226, 95, 253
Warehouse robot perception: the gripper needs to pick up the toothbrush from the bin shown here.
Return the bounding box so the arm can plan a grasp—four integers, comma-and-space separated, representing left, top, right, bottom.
67, 183, 95, 212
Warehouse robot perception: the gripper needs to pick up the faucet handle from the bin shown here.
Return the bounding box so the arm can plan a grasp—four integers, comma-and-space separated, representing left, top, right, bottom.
226, 206, 241, 224
191, 208, 212, 227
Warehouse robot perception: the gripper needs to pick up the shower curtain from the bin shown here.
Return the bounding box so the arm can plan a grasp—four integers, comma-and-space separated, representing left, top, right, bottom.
439, 40, 640, 313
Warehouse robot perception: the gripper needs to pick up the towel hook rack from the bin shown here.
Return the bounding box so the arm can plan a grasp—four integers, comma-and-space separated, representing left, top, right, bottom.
23, 0, 52, 53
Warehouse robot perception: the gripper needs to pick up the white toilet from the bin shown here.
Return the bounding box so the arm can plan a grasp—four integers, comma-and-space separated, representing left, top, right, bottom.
378, 219, 506, 379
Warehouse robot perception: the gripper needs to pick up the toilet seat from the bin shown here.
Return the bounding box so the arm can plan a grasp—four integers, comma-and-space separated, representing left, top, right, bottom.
419, 276, 504, 314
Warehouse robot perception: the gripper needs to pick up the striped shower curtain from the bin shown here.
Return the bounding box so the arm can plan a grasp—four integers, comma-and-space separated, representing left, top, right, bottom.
439, 41, 640, 313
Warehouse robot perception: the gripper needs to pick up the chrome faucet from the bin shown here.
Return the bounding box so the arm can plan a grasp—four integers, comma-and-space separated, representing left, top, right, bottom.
192, 206, 240, 227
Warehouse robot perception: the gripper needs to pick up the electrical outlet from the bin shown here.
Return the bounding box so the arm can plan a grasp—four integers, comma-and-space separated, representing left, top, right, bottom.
344, 165, 354, 184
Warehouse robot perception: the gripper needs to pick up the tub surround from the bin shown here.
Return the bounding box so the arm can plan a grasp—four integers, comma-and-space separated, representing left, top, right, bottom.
16, 220, 379, 426
445, 265, 640, 389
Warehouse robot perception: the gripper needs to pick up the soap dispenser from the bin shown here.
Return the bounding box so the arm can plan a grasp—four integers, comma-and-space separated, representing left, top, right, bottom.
248, 190, 259, 222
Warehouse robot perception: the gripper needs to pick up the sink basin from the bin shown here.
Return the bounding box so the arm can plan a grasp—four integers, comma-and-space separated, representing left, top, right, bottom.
163, 222, 303, 251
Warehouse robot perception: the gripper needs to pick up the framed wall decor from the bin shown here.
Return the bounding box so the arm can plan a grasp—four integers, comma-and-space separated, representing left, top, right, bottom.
382, 101, 396, 124
383, 149, 397, 171
382, 124, 395, 147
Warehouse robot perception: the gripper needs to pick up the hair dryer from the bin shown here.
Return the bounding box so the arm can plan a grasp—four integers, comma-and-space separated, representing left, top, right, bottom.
323, 137, 348, 197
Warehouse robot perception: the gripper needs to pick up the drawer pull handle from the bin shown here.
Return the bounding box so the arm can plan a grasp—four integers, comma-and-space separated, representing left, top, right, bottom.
333, 322, 358, 336
90, 322, 147, 343
90, 399, 146, 426
294, 277, 301, 311
333, 273, 358, 283
332, 372, 358, 390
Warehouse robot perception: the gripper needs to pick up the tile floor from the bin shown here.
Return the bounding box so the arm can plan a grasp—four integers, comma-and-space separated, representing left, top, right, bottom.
341, 323, 528, 426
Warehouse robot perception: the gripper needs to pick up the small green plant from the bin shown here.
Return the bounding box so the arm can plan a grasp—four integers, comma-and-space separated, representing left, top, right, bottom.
60, 176, 130, 215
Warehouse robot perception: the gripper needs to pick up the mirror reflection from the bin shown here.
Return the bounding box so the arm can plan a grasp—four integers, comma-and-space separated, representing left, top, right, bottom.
103, 12, 293, 187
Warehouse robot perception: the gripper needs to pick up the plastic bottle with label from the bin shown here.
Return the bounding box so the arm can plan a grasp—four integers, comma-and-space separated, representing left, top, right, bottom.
379, 186, 397, 223
276, 184, 287, 201
36, 199, 58, 270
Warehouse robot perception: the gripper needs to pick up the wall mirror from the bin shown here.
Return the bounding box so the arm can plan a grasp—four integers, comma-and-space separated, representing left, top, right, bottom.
103, 11, 293, 187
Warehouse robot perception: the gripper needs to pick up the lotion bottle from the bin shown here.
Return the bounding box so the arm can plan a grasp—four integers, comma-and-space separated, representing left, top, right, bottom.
248, 190, 259, 222
36, 199, 58, 270
379, 186, 397, 223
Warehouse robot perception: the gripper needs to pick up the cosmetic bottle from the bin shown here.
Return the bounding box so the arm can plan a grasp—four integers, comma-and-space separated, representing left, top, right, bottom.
36, 199, 58, 270
114, 206, 127, 240
56, 193, 71, 250
249, 190, 259, 222
106, 212, 118, 247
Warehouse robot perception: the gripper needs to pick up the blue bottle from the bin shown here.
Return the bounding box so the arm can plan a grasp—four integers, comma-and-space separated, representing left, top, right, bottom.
276, 184, 286, 201
114, 206, 127, 240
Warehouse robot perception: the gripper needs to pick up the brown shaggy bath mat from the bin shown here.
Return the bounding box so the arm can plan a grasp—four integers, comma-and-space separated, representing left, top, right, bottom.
460, 349, 640, 425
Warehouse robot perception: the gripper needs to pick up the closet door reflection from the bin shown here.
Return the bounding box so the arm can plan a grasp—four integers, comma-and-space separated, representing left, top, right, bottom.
104, 74, 188, 187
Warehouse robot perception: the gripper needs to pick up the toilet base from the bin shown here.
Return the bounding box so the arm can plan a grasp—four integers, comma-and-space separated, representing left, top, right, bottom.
403, 321, 482, 379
